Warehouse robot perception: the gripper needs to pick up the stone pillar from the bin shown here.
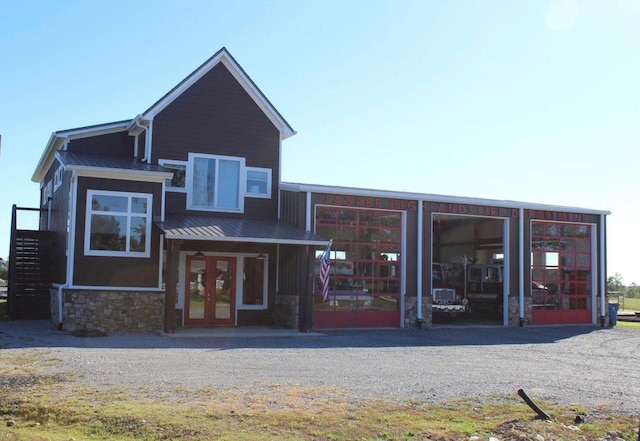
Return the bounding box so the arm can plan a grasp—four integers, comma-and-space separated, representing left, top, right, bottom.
164, 239, 182, 333
275, 294, 299, 328
404, 294, 431, 329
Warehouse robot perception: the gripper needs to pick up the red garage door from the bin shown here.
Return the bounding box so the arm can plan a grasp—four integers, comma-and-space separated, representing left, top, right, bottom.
530, 221, 593, 325
313, 206, 403, 329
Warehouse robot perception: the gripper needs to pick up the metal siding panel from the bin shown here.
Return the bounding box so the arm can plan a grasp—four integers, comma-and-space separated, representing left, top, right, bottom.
68, 131, 134, 157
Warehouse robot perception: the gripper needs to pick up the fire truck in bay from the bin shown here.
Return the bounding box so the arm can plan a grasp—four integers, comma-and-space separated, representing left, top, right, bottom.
431, 263, 467, 319
464, 264, 503, 315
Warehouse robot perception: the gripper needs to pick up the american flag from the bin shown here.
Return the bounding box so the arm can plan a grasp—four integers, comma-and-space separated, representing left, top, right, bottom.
319, 242, 331, 302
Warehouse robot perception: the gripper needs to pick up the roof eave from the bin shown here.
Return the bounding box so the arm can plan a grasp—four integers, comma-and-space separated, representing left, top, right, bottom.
32, 133, 65, 183
162, 233, 327, 246
280, 182, 611, 216
66, 165, 174, 181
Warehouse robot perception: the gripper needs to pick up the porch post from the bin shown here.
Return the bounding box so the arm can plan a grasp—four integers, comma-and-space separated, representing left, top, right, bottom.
164, 239, 182, 333
299, 246, 315, 332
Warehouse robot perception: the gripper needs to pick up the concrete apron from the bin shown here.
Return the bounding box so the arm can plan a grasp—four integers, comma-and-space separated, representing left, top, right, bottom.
165, 326, 324, 338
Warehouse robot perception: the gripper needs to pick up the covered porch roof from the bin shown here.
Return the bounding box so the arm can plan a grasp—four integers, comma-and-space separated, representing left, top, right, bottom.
155, 215, 328, 246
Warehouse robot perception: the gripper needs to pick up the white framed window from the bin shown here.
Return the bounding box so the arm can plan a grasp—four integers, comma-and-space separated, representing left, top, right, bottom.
53, 166, 64, 192
187, 153, 245, 212
84, 190, 152, 258
245, 167, 271, 198
159, 159, 187, 192
42, 181, 52, 206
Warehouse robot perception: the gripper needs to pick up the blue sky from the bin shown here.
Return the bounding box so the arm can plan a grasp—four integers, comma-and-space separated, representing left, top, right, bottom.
1, 0, 638, 284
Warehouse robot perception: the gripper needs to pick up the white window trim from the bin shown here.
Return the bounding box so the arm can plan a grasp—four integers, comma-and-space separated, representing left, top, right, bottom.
245, 166, 272, 199
42, 181, 52, 206
186, 152, 246, 213
84, 189, 153, 258
159, 159, 187, 193
53, 166, 63, 192
239, 255, 269, 309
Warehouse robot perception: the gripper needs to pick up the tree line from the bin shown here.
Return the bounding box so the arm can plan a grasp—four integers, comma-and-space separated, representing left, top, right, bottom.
608, 273, 640, 298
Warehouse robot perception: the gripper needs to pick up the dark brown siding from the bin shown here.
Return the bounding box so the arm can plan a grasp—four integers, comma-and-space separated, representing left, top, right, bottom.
277, 244, 307, 297
73, 177, 162, 287
48, 160, 71, 284
152, 63, 280, 220
38, 159, 70, 284
68, 131, 134, 157
280, 190, 307, 228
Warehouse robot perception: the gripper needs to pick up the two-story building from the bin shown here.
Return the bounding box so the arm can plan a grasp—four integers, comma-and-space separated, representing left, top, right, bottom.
9, 48, 611, 333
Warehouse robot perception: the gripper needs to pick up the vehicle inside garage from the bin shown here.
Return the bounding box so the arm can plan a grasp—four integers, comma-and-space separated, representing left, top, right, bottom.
431, 214, 506, 326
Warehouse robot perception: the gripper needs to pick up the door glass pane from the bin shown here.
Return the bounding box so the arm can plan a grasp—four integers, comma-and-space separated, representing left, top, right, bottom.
215, 260, 232, 319
188, 259, 206, 320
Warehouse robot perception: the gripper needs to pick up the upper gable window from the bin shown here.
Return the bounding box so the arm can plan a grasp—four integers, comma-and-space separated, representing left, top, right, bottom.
53, 166, 64, 192
84, 190, 152, 258
187, 153, 245, 212
159, 159, 187, 192
246, 167, 271, 198
41, 181, 52, 207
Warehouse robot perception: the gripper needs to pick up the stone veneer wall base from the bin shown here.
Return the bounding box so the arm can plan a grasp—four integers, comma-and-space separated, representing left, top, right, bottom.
52, 289, 165, 333
275, 294, 299, 329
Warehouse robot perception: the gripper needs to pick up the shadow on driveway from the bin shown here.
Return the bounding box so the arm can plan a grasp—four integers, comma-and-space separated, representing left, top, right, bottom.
0, 320, 608, 351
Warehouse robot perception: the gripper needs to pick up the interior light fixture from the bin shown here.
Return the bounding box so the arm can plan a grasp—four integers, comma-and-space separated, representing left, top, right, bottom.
194, 251, 204, 257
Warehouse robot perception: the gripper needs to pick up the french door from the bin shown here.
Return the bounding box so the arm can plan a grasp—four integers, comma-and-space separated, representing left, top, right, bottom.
185, 256, 236, 326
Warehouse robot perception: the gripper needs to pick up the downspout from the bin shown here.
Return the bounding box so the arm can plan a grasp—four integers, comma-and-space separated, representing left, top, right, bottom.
600, 214, 606, 325
132, 119, 146, 159
305, 191, 312, 232
416, 200, 423, 325
143, 119, 153, 163
57, 284, 67, 330
59, 171, 78, 330
518, 208, 525, 325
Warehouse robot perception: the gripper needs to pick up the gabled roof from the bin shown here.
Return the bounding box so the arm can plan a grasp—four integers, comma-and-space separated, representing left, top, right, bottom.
156, 215, 328, 246
142, 47, 295, 139
32, 48, 295, 183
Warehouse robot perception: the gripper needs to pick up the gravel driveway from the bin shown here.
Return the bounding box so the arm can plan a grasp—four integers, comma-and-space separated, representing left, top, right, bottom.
1, 321, 638, 414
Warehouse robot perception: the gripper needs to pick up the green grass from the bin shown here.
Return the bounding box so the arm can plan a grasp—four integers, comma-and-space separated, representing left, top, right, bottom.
0, 352, 638, 441
616, 320, 640, 329
0, 298, 6, 320
618, 296, 640, 311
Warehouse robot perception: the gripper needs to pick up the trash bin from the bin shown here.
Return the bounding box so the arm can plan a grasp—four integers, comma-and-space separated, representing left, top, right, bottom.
608, 302, 619, 327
